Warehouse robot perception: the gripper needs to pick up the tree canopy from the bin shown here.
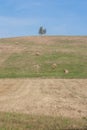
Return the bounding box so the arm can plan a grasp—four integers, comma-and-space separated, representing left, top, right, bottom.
38, 26, 46, 35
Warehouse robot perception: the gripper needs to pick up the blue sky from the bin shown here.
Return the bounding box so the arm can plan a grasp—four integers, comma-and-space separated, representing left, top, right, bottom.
0, 0, 87, 38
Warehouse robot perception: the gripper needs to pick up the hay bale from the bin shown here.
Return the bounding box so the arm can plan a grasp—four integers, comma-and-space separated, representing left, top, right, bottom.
64, 69, 69, 74
33, 64, 40, 72
35, 51, 40, 56
52, 63, 57, 69
15, 42, 19, 44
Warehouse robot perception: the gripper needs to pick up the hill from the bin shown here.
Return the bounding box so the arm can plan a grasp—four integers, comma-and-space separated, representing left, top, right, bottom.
0, 36, 87, 129
0, 36, 87, 78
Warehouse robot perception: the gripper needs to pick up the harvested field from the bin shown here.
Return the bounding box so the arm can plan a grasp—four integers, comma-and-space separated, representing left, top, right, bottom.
0, 79, 87, 118
0, 36, 87, 78
0, 36, 87, 129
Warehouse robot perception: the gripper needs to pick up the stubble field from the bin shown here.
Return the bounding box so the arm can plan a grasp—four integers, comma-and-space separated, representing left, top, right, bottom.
0, 78, 87, 118
0, 36, 87, 129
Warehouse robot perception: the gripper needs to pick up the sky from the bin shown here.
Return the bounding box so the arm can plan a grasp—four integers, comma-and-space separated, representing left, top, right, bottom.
0, 0, 87, 38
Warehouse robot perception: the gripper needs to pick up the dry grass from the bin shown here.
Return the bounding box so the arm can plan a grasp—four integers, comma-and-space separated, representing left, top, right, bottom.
0, 79, 87, 119
0, 36, 87, 129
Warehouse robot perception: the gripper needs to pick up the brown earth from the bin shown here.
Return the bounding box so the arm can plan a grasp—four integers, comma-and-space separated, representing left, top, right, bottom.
0, 79, 87, 118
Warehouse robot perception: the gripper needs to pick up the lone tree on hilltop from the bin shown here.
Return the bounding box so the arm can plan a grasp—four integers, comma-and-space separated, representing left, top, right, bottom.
38, 26, 46, 35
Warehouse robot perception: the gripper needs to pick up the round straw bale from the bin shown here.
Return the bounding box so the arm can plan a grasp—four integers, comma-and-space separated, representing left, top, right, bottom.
64, 69, 69, 74
52, 63, 57, 69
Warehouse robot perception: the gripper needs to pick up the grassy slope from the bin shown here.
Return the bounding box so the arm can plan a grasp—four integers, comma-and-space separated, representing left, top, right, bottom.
0, 112, 87, 130
0, 36, 87, 129
0, 36, 87, 78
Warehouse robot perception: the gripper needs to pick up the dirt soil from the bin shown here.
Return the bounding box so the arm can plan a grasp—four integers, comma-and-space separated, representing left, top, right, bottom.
0, 79, 87, 118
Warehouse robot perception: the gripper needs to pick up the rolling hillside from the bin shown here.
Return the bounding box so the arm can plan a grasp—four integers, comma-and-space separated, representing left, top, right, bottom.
0, 36, 87, 129
0, 36, 87, 78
